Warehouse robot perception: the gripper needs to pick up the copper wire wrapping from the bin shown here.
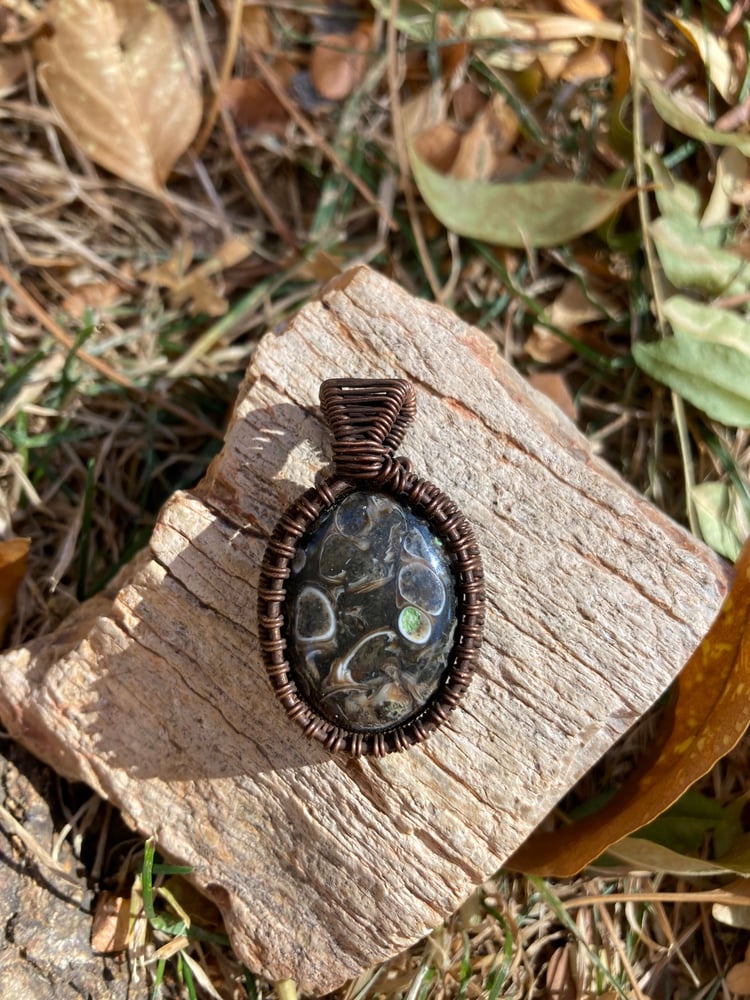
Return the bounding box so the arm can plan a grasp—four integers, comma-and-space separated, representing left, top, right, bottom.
257, 378, 485, 757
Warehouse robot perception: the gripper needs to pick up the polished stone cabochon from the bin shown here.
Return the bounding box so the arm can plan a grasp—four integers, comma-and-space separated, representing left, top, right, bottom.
284, 491, 458, 733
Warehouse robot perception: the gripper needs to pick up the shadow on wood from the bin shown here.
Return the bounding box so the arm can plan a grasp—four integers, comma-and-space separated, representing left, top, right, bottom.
0, 266, 731, 992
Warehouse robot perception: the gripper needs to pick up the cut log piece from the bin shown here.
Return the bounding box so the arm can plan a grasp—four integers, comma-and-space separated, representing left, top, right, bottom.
0, 266, 731, 992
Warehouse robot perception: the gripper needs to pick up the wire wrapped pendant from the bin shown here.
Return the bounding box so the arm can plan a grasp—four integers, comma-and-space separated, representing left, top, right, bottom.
258, 379, 485, 756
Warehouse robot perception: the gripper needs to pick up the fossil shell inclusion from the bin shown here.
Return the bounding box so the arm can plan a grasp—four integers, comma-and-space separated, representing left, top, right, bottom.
284, 491, 458, 734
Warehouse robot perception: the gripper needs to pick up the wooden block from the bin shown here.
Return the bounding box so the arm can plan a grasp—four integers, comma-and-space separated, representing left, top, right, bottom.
0, 266, 730, 992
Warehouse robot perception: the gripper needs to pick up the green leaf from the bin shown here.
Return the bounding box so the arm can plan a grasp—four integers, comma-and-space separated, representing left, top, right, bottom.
642, 72, 750, 156
651, 216, 749, 294
645, 151, 702, 221
663, 295, 750, 353
692, 482, 748, 561
142, 837, 157, 922
633, 336, 750, 426
409, 145, 634, 248
664, 295, 750, 356
604, 836, 741, 876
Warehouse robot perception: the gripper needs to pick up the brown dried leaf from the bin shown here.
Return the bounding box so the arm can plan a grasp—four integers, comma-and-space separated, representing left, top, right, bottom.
141, 236, 255, 317
527, 277, 608, 363
509, 536, 750, 877
544, 944, 576, 1000
537, 41, 579, 81
0, 538, 29, 645
310, 25, 373, 102
222, 77, 288, 131
437, 12, 467, 79
451, 82, 486, 125
527, 372, 577, 422
561, 41, 612, 82
62, 280, 124, 320
35, 0, 202, 195
412, 122, 462, 174
91, 892, 130, 954
450, 94, 519, 182
140, 242, 194, 289
702, 146, 749, 224
0, 50, 26, 95
726, 958, 750, 995
240, 3, 272, 53
400, 87, 449, 139
669, 15, 739, 104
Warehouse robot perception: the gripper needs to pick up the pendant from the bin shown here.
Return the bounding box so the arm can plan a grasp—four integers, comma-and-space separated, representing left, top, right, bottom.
258, 379, 484, 756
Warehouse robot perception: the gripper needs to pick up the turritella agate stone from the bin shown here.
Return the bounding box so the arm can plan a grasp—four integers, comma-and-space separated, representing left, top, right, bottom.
284, 491, 458, 733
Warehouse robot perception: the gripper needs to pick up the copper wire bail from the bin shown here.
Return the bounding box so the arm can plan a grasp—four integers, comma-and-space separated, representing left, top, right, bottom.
319, 378, 417, 482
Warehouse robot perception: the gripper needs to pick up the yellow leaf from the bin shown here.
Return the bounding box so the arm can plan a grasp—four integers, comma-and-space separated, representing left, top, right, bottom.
35, 0, 202, 194
0, 538, 30, 645
509, 537, 750, 877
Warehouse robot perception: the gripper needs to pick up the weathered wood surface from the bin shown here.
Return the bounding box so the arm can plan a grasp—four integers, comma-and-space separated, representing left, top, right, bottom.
0, 266, 732, 992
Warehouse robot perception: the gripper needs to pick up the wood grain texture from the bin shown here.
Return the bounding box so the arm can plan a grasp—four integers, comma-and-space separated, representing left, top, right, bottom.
0, 266, 732, 992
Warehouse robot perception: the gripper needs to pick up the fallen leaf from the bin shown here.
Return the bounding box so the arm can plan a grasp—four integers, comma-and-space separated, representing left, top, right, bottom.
436, 12, 467, 79
633, 295, 750, 426
702, 147, 749, 227
36, 0, 202, 195
140, 242, 195, 289
507, 536, 750, 877
633, 336, 750, 427
451, 81, 486, 125
544, 944, 576, 1000
400, 86, 449, 139
412, 122, 462, 174
91, 891, 131, 953
663, 296, 750, 353
310, 25, 372, 101
651, 216, 750, 295
561, 41, 612, 83
0, 538, 30, 645
647, 152, 703, 221
467, 9, 624, 44
62, 280, 124, 320
239, 3, 272, 53
537, 42, 578, 82
669, 15, 739, 103
141, 236, 255, 317
726, 960, 750, 995
605, 836, 739, 877
527, 372, 577, 422
640, 71, 750, 156
0, 49, 26, 95
693, 482, 749, 562
410, 144, 635, 248
222, 77, 288, 131
527, 277, 610, 363
449, 94, 519, 181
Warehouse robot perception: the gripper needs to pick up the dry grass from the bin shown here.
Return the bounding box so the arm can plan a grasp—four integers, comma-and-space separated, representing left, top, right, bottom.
2, 0, 750, 997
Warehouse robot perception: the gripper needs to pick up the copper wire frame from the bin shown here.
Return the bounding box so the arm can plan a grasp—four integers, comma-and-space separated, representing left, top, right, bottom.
257, 379, 485, 757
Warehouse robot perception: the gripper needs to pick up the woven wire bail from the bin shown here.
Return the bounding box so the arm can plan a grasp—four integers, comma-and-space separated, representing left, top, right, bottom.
319, 379, 417, 481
